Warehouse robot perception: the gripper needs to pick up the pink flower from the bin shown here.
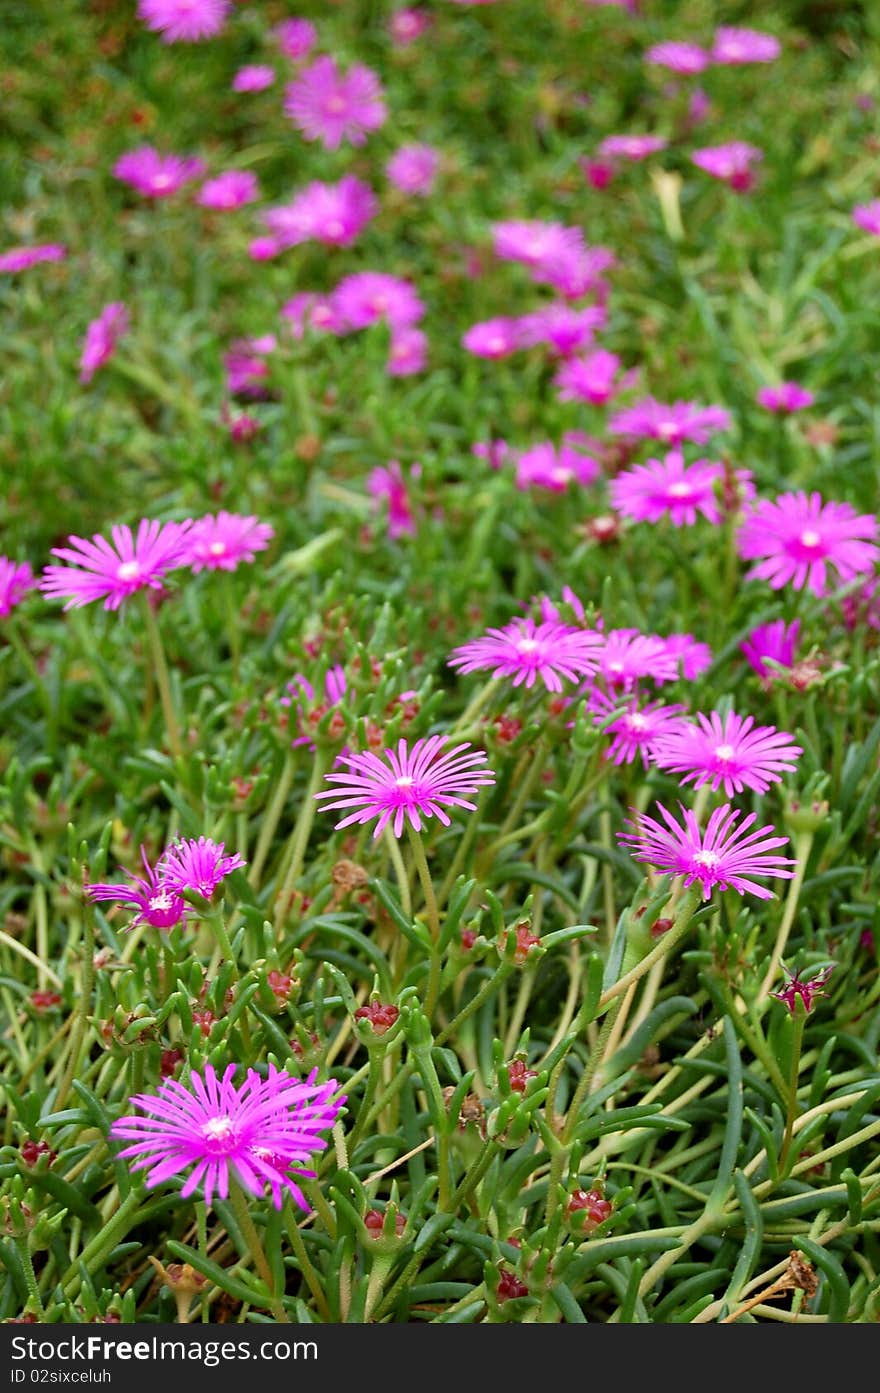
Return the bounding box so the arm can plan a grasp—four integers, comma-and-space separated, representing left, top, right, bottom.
652, 709, 802, 797
110, 1063, 345, 1211
770, 964, 834, 1015
516, 303, 605, 357
40, 519, 193, 611
711, 27, 781, 65
88, 846, 188, 931
248, 236, 283, 261
690, 142, 763, 192
331, 272, 425, 330
79, 302, 129, 385
756, 383, 815, 413
620, 802, 796, 900
389, 8, 432, 45
386, 144, 440, 196
852, 201, 880, 236
610, 452, 729, 527
472, 439, 510, 470
461, 317, 522, 359
449, 617, 603, 693
0, 559, 35, 618
595, 630, 681, 691
272, 18, 317, 61
137, 0, 230, 42
315, 735, 496, 839
581, 159, 616, 190
645, 41, 711, 74
184, 513, 274, 572
232, 65, 275, 94
262, 177, 377, 249
282, 666, 348, 750
0, 243, 66, 274
598, 134, 668, 161
657, 632, 712, 680
591, 693, 687, 767
281, 293, 344, 337
740, 619, 800, 682
284, 56, 386, 151
737, 491, 880, 595
159, 836, 245, 899
554, 349, 621, 404
368, 461, 417, 538
113, 147, 205, 198
514, 441, 601, 492
608, 397, 732, 446
197, 170, 259, 210
220, 404, 263, 443
492, 220, 585, 271
224, 335, 276, 397
387, 327, 428, 376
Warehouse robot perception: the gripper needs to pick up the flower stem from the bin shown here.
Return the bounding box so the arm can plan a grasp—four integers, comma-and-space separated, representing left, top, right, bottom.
757, 830, 813, 1001
273, 754, 326, 932
248, 752, 296, 889
140, 594, 183, 761
598, 884, 702, 1011
778, 1001, 808, 1175
228, 1179, 289, 1322
16, 1238, 45, 1317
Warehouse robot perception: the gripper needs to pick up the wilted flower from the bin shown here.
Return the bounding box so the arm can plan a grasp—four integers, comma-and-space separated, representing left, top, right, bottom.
110, 1063, 345, 1210
315, 735, 496, 839
79, 303, 129, 384
137, 0, 230, 42
0, 559, 35, 618
770, 964, 834, 1015
620, 802, 796, 900
40, 519, 193, 611
284, 56, 386, 150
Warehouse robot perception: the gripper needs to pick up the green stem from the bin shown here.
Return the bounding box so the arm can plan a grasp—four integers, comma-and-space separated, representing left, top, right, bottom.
449, 677, 502, 734
598, 885, 702, 1011
141, 593, 183, 761
248, 752, 296, 889
283, 1206, 332, 1321
16, 1238, 45, 1316
778, 1003, 808, 1175
228, 1180, 289, 1322
273, 754, 326, 932
384, 823, 412, 922
561, 999, 623, 1148
407, 826, 440, 942
55, 906, 97, 1110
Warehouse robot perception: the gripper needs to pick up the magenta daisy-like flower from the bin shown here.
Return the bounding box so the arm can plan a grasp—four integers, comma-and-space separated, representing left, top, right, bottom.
449, 617, 602, 693
590, 693, 687, 768
315, 735, 495, 839
197, 170, 259, 210
387, 327, 428, 376
40, 519, 192, 611
711, 26, 781, 65
645, 41, 711, 75
331, 272, 425, 331
461, 317, 523, 359
184, 512, 274, 573
262, 177, 377, 249
657, 632, 713, 680
491, 220, 585, 272
284, 56, 386, 150
386, 144, 440, 196
554, 349, 621, 405
516, 304, 605, 358
610, 452, 727, 527
88, 846, 187, 931
620, 802, 796, 900
853, 201, 880, 237
110, 1063, 345, 1211
79, 302, 129, 385
652, 709, 802, 797
691, 142, 763, 192
608, 397, 732, 446
514, 441, 601, 493
158, 837, 245, 899
282, 666, 348, 750
137, 0, 229, 42
272, 18, 317, 61
113, 147, 205, 199
390, 7, 432, 45
740, 619, 801, 682
756, 382, 815, 413
595, 630, 682, 691
0, 243, 67, 274
737, 490, 879, 595
368, 461, 417, 538
281, 293, 343, 338
0, 559, 36, 618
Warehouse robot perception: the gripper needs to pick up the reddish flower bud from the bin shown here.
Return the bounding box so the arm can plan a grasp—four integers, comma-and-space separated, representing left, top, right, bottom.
160, 1047, 184, 1077
506, 1059, 538, 1093
496, 1270, 529, 1303
20, 1140, 56, 1169
354, 1002, 400, 1035
29, 991, 62, 1013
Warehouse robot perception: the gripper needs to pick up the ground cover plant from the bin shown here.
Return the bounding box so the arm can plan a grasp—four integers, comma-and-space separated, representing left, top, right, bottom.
2, 0, 880, 1327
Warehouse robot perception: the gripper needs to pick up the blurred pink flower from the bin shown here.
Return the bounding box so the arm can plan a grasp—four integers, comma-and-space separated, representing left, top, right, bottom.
368, 461, 418, 537
232, 65, 275, 93
738, 491, 879, 595
740, 619, 800, 682
711, 27, 780, 65
514, 441, 601, 492
224, 335, 276, 398
331, 272, 425, 330
272, 18, 317, 61
113, 147, 205, 198
388, 327, 428, 376
386, 144, 440, 196
461, 317, 522, 359
691, 142, 763, 192
516, 303, 605, 357
598, 134, 668, 161
281, 293, 344, 337
137, 0, 230, 42
0, 559, 36, 618
284, 56, 386, 150
197, 170, 259, 210
609, 397, 732, 445
852, 201, 880, 236
262, 177, 377, 249
757, 383, 815, 413
0, 243, 66, 273
645, 41, 710, 75
610, 452, 730, 527
389, 7, 432, 45
554, 348, 621, 404
184, 513, 274, 572
79, 303, 129, 385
